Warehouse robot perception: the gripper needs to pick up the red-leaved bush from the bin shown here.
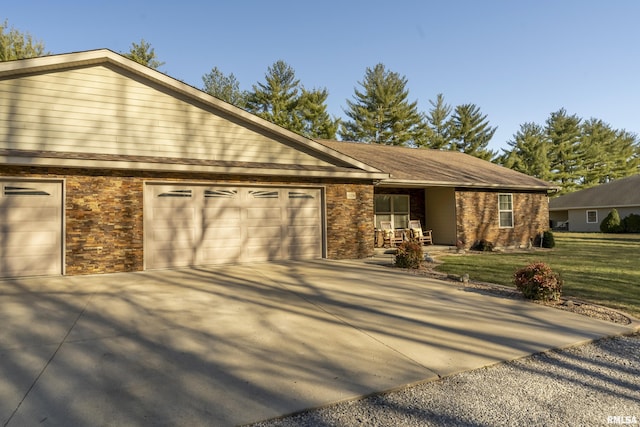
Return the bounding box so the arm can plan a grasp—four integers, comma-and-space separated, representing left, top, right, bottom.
394, 240, 423, 269
513, 262, 563, 301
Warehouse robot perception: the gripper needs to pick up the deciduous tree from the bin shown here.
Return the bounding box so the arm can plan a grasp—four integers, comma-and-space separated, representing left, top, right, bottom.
0, 20, 48, 61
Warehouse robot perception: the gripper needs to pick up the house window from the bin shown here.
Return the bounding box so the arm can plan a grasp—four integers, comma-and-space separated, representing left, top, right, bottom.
375, 194, 409, 229
586, 210, 598, 224
498, 194, 514, 228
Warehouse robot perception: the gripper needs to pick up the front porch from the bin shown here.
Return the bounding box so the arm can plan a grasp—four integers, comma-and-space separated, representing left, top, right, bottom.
374, 186, 458, 246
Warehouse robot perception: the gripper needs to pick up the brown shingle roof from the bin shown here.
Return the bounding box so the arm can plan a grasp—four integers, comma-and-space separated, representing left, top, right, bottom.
549, 174, 640, 210
316, 140, 556, 190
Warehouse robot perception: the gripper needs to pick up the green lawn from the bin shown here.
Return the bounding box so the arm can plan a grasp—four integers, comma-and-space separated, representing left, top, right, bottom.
434, 232, 640, 319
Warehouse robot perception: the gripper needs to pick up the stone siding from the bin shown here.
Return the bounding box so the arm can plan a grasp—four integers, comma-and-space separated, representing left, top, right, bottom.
455, 189, 549, 249
1, 166, 374, 275
325, 184, 374, 259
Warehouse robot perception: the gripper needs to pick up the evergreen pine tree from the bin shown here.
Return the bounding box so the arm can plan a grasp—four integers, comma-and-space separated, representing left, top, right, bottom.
546, 109, 583, 194
600, 209, 623, 233
423, 93, 452, 149
499, 122, 551, 180
609, 130, 640, 180
297, 88, 339, 139
245, 61, 337, 138
340, 63, 426, 146
123, 39, 164, 70
579, 118, 617, 188
202, 67, 247, 108
246, 60, 302, 133
449, 103, 497, 160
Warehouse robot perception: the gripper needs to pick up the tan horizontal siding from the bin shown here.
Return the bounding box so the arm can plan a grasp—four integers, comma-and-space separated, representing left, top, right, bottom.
0, 66, 329, 166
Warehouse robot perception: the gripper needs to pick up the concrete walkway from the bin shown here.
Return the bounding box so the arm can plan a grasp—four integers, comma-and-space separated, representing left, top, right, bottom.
1, 260, 636, 426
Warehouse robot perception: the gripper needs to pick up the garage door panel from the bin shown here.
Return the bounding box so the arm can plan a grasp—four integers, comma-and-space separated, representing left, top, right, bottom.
286, 244, 320, 258
152, 207, 194, 220
203, 207, 241, 222
3, 230, 59, 248
288, 215, 319, 227
1, 254, 60, 276
200, 247, 242, 264
150, 229, 195, 244
201, 238, 242, 249
0, 181, 62, 277
149, 249, 194, 268
287, 226, 320, 237
0, 206, 59, 222
247, 225, 282, 238
245, 244, 282, 261
145, 185, 322, 269
246, 207, 281, 220
202, 225, 241, 240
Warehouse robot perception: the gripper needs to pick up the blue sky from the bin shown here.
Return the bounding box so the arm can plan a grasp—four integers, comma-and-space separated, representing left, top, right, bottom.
4, 1, 639, 152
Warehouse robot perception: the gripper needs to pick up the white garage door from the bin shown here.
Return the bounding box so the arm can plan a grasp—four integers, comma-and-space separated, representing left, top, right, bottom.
144, 185, 323, 269
0, 181, 63, 278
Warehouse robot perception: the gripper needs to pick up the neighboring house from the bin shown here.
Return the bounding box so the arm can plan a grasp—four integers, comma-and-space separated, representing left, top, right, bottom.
549, 174, 640, 232
0, 49, 555, 279
318, 140, 555, 249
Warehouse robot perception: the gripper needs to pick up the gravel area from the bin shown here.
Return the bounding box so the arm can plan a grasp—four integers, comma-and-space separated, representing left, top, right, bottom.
248, 333, 640, 426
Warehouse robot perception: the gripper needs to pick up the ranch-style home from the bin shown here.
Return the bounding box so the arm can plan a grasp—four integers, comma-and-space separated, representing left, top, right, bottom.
0, 49, 556, 278
549, 174, 640, 232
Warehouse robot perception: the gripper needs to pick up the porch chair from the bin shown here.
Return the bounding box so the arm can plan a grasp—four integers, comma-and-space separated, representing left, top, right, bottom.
408, 220, 433, 245
379, 221, 404, 247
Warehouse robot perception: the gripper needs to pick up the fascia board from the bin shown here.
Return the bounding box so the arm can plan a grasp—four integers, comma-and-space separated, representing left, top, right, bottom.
0, 155, 389, 180
378, 179, 558, 191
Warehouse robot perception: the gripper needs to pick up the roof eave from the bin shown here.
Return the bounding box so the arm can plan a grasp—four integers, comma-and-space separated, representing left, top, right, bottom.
550, 203, 640, 211
378, 179, 558, 191
0, 155, 389, 180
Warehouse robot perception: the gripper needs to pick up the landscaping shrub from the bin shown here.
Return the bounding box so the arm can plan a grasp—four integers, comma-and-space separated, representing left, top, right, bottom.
534, 230, 556, 248
622, 213, 640, 233
513, 262, 563, 301
600, 209, 624, 233
394, 240, 423, 269
471, 239, 494, 252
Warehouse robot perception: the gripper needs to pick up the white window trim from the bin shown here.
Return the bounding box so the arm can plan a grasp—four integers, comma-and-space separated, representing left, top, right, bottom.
586, 210, 598, 224
498, 193, 514, 228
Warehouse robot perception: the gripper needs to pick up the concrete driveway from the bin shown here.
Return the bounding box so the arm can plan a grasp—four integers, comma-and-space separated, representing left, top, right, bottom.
1, 260, 636, 426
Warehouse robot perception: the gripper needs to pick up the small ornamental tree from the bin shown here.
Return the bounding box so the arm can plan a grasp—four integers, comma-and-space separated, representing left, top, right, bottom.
600, 209, 623, 233
394, 240, 423, 269
514, 262, 563, 302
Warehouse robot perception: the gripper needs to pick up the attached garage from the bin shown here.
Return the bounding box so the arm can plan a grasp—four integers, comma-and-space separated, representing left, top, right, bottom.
0, 180, 63, 278
144, 184, 324, 269
0, 49, 385, 278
